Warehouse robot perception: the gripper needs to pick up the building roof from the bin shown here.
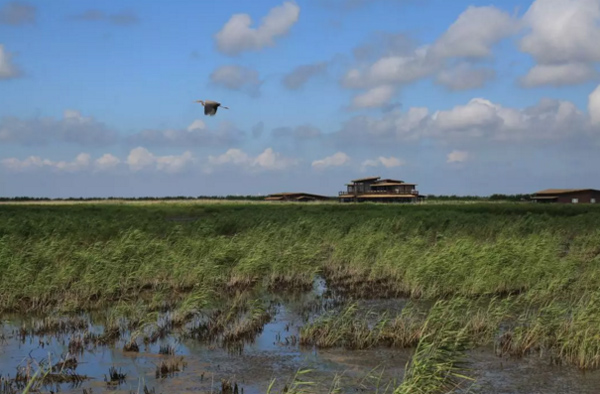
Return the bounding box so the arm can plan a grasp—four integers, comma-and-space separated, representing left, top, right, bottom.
533, 189, 599, 195
266, 192, 330, 199
351, 176, 380, 183
372, 182, 416, 187
376, 179, 404, 184
530, 196, 558, 200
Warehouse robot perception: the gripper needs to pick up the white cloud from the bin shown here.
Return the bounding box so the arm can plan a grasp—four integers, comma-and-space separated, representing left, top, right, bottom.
360, 156, 405, 172
590, 84, 600, 126
0, 44, 21, 79
520, 63, 598, 87
0, 109, 117, 146
352, 85, 395, 108
343, 46, 436, 89
210, 65, 262, 96
436, 63, 495, 91
341, 5, 516, 102
431, 6, 519, 59
379, 156, 404, 168
2, 152, 91, 173
336, 89, 596, 146
431, 98, 502, 133
519, 0, 600, 86
312, 152, 351, 169
207, 147, 298, 173
127, 147, 195, 173
447, 150, 469, 163
187, 119, 206, 131
127, 120, 242, 147
94, 153, 120, 171
215, 1, 300, 55
520, 0, 600, 65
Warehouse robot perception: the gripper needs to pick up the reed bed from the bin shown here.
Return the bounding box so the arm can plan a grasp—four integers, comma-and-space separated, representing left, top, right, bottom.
2, 202, 600, 393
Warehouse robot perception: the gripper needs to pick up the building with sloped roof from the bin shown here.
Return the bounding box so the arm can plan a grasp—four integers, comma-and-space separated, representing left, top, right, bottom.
338, 176, 423, 203
530, 189, 600, 204
265, 192, 331, 202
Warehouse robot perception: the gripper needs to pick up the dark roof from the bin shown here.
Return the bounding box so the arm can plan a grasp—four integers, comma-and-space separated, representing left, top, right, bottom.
533, 189, 600, 195
372, 182, 416, 187
351, 176, 380, 183
266, 192, 330, 199
376, 178, 404, 184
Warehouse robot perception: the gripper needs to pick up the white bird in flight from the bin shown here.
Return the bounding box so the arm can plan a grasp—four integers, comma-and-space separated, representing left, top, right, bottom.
194, 100, 229, 116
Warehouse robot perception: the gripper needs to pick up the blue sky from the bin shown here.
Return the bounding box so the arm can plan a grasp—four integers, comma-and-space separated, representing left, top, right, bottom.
1, 0, 600, 197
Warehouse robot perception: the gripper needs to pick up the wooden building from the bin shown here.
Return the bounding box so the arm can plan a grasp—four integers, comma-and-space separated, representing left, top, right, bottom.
530, 189, 600, 204
338, 176, 423, 203
265, 192, 331, 202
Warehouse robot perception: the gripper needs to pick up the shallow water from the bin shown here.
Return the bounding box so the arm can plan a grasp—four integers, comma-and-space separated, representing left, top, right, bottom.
3, 281, 600, 393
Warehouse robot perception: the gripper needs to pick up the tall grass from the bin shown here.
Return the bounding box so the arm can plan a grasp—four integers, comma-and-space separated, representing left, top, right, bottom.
2, 202, 600, 392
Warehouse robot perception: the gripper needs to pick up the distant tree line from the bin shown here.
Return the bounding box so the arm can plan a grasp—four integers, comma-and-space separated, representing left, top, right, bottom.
0, 195, 267, 202
424, 194, 531, 201
0, 194, 532, 202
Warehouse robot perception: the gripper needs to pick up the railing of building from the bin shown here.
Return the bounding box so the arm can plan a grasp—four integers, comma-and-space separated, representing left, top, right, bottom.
339, 189, 419, 196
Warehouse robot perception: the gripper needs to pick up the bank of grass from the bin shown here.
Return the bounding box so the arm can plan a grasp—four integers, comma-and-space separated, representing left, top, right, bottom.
2, 202, 600, 392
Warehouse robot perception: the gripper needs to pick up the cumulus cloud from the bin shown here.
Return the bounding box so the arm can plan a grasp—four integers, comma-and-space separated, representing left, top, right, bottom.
2, 149, 196, 174
335, 88, 599, 147
520, 63, 598, 87
352, 85, 396, 108
519, 0, 600, 86
127, 147, 195, 173
206, 147, 298, 173
215, 1, 300, 55
447, 150, 469, 163
282, 62, 328, 90
94, 153, 121, 171
360, 156, 405, 171
71, 9, 139, 25
2, 153, 91, 173
342, 5, 516, 96
210, 65, 262, 96
352, 32, 416, 61
343, 46, 436, 89
430, 6, 519, 59
0, 44, 22, 79
435, 63, 495, 91
0, 109, 117, 146
590, 84, 600, 126
0, 1, 35, 25
312, 152, 351, 169
127, 119, 243, 147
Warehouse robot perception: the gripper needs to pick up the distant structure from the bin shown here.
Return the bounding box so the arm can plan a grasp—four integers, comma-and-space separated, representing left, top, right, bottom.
265, 192, 331, 202
338, 176, 423, 203
530, 189, 600, 204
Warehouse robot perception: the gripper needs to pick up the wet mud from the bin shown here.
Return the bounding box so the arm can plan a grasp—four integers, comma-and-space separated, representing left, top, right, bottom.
2, 277, 600, 393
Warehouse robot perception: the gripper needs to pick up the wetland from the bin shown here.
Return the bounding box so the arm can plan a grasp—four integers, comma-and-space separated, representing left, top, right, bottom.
2, 201, 600, 393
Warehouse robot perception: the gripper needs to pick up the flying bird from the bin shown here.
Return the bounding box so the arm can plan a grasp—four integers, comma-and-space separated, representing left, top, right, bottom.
194, 100, 229, 116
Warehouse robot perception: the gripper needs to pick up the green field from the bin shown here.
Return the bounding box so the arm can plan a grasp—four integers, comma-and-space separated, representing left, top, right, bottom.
1, 201, 600, 393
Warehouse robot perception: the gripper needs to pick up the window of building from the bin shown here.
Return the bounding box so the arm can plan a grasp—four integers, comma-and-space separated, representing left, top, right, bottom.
572, 198, 579, 204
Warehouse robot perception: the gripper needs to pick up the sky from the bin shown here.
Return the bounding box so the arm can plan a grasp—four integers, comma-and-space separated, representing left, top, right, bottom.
1, 0, 600, 197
